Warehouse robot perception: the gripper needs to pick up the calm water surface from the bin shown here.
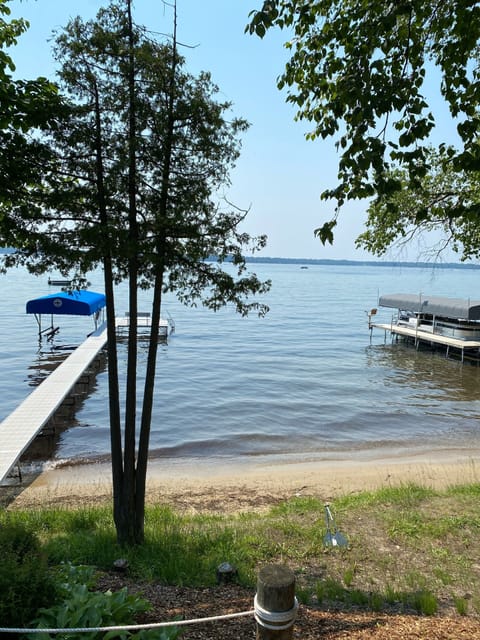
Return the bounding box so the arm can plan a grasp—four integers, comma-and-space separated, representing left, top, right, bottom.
2, 262, 480, 468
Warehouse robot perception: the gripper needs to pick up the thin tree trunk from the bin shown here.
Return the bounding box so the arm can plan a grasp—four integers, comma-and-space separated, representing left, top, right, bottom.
91, 74, 124, 536
136, 257, 164, 525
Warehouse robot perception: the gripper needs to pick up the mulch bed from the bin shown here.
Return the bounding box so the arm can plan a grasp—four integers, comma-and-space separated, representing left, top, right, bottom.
96, 574, 480, 639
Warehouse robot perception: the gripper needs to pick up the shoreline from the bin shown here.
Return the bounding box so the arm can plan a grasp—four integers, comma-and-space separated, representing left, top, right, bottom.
5, 447, 480, 512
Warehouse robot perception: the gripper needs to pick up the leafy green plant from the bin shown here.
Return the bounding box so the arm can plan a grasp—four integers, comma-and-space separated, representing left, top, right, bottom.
405, 570, 427, 591
30, 564, 180, 640
347, 589, 369, 607
471, 595, 480, 614
384, 585, 400, 605
343, 563, 357, 587
296, 586, 312, 605
433, 567, 453, 586
0, 519, 57, 628
409, 590, 438, 616
454, 596, 469, 616
315, 578, 346, 603
369, 592, 384, 612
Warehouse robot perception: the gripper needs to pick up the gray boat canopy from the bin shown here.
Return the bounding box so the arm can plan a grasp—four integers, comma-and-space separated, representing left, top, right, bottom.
378, 294, 480, 321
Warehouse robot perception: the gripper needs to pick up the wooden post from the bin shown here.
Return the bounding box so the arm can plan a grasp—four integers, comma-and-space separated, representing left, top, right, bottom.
255, 564, 297, 639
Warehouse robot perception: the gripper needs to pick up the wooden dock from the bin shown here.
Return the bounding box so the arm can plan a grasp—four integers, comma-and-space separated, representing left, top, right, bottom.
0, 322, 108, 483
371, 322, 480, 362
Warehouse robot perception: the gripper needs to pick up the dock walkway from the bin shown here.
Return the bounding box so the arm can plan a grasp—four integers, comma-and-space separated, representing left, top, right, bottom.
0, 322, 108, 483
372, 322, 480, 362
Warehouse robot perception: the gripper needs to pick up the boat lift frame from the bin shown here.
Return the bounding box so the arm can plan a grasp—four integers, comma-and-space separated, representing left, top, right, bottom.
26, 290, 106, 341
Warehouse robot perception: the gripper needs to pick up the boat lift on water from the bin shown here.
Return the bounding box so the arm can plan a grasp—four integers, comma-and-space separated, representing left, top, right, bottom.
26, 290, 175, 341
369, 293, 480, 363
0, 291, 175, 483
26, 290, 106, 340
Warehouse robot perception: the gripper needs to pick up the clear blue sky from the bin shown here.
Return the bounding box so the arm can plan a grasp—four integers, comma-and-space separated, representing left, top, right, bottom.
6, 0, 459, 261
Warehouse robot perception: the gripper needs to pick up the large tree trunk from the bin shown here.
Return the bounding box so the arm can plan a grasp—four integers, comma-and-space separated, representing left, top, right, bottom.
135, 5, 179, 531
117, 0, 141, 546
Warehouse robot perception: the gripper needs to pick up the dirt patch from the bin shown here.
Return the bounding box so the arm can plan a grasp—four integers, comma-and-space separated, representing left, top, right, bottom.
96, 574, 480, 639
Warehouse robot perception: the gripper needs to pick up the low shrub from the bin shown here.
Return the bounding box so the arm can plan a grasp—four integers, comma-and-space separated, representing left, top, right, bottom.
31, 564, 180, 640
0, 519, 57, 628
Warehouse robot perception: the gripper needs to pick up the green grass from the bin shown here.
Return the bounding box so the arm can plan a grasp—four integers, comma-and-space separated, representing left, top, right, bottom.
2, 482, 480, 617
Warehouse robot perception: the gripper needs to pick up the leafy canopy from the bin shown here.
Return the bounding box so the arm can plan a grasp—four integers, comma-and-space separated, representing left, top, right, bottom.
248, 1, 480, 245
0, 0, 66, 253
4, 1, 269, 315
357, 146, 480, 261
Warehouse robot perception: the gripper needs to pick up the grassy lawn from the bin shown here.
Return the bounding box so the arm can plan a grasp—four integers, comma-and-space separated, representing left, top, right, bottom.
2, 482, 480, 617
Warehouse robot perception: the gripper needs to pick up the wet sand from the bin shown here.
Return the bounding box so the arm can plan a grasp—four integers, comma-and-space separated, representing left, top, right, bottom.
5, 447, 480, 512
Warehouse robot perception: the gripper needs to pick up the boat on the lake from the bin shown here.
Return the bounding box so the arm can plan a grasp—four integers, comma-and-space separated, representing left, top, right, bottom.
47, 278, 72, 286
369, 293, 480, 362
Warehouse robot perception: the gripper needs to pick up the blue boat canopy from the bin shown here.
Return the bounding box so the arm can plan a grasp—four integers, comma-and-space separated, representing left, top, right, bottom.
26, 291, 106, 317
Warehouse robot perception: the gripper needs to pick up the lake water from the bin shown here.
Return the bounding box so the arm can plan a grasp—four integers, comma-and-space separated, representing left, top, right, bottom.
2, 262, 480, 469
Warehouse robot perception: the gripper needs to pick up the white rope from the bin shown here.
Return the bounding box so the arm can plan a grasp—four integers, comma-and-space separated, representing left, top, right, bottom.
0, 609, 255, 634
254, 595, 299, 631
0, 594, 300, 634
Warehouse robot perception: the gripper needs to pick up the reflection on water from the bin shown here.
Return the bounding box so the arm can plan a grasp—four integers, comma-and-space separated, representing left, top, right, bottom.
366, 343, 480, 402
20, 346, 107, 463
26, 347, 76, 387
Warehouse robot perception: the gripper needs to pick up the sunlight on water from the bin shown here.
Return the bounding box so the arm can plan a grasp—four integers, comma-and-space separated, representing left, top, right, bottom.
1, 262, 480, 465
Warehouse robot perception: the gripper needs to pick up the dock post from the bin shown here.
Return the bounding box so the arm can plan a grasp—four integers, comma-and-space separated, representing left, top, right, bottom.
255, 564, 297, 639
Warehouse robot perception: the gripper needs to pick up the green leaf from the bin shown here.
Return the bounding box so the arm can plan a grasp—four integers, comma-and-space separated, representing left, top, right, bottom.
314, 219, 337, 245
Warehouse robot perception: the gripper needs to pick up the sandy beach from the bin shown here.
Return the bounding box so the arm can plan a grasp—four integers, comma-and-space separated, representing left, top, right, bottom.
4, 446, 480, 512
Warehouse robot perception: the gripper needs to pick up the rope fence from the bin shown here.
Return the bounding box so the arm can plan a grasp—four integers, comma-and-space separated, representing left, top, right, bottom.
0, 609, 255, 634
0, 564, 298, 639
